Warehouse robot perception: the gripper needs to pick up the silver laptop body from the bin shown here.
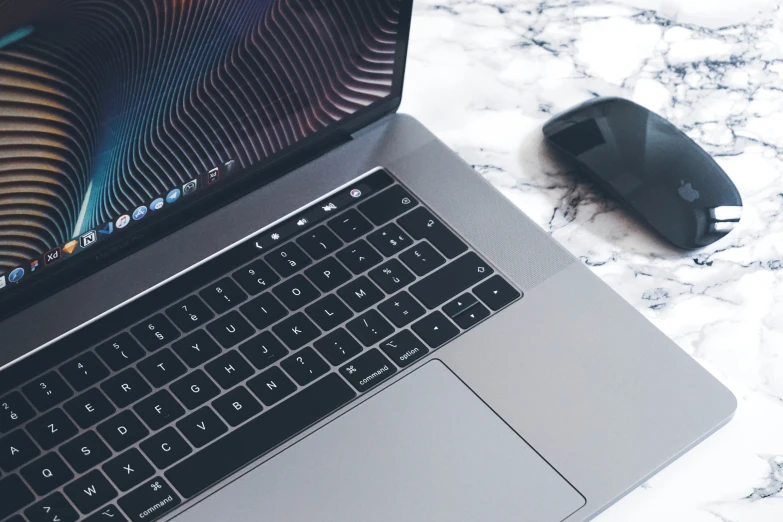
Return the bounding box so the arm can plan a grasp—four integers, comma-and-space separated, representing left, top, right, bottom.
0, 2, 735, 521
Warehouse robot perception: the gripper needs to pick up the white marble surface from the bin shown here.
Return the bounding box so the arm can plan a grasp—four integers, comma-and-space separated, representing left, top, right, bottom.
400, 0, 783, 520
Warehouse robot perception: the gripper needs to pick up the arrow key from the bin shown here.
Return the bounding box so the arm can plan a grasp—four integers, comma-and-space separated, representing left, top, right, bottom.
412, 311, 459, 349
473, 275, 522, 311
24, 492, 79, 522
453, 302, 491, 329
443, 293, 479, 318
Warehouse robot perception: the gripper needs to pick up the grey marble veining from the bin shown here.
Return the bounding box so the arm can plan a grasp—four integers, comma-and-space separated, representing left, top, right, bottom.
401, 1, 783, 520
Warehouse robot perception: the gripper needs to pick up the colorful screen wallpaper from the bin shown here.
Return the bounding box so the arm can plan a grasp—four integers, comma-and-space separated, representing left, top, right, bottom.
0, 0, 401, 276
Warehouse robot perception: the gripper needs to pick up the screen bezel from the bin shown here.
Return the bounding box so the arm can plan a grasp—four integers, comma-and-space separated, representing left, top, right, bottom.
0, 0, 413, 321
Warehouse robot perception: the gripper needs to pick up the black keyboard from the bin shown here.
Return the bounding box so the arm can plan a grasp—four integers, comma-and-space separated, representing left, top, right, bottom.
0, 169, 521, 522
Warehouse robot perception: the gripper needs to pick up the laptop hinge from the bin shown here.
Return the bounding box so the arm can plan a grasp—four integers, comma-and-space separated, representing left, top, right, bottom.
299, 129, 353, 163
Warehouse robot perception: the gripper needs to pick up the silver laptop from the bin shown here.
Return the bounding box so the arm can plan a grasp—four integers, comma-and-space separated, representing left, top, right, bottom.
0, 1, 735, 521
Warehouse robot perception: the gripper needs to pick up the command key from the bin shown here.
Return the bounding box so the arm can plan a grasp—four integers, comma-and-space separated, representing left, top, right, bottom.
340, 349, 397, 392
118, 477, 181, 522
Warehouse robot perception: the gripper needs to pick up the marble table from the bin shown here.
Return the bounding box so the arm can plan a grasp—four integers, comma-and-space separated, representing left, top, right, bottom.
400, 1, 783, 520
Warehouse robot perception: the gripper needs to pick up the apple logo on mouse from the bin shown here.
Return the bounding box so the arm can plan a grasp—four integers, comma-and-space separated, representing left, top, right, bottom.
678, 180, 700, 203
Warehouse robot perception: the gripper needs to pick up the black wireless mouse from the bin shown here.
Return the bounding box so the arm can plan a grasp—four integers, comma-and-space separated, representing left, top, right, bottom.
543, 97, 742, 249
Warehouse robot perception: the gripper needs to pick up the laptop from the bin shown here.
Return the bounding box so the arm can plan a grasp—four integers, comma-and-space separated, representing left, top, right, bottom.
0, 1, 736, 521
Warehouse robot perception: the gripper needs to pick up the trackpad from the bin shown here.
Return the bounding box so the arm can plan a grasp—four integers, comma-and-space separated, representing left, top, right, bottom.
177, 360, 585, 522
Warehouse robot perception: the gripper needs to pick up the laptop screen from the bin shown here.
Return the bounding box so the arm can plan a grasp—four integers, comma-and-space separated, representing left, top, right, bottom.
0, 0, 409, 312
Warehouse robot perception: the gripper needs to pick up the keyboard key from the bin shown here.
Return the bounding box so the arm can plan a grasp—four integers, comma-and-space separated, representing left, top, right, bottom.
170, 370, 220, 410
340, 349, 397, 392
232, 259, 280, 295
453, 302, 491, 329
398, 207, 467, 259
140, 428, 192, 469
473, 275, 522, 310
103, 449, 155, 492
399, 242, 446, 276
0, 474, 35, 520
85, 505, 128, 522
27, 408, 78, 450
314, 328, 363, 366
281, 347, 329, 386
212, 387, 262, 427
273, 274, 320, 311
336, 240, 382, 274
199, 278, 247, 314
205, 351, 254, 390
22, 371, 73, 412
443, 293, 479, 318
305, 294, 353, 331
0, 430, 40, 472
206, 311, 255, 348
412, 311, 460, 348
64, 387, 116, 429
25, 492, 78, 522
137, 349, 187, 388
337, 276, 384, 312
96, 333, 145, 372
272, 313, 320, 351
171, 330, 222, 368
328, 208, 372, 242
239, 332, 288, 370
60, 431, 111, 473
380, 330, 428, 368
240, 292, 288, 330
409, 252, 493, 309
102, 369, 151, 408
166, 374, 355, 498
134, 390, 185, 431
60, 352, 110, 392
368, 259, 415, 294
131, 314, 180, 352
0, 392, 35, 433
296, 226, 342, 259
265, 242, 311, 278
346, 310, 394, 346
21, 452, 74, 495
378, 291, 425, 327
65, 470, 118, 515
247, 367, 297, 406
176, 407, 227, 448
304, 257, 351, 292
367, 223, 412, 256
165, 296, 214, 333
358, 185, 417, 225
118, 478, 181, 522
98, 411, 149, 452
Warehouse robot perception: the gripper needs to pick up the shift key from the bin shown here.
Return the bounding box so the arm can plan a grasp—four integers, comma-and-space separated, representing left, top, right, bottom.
118, 478, 180, 522
409, 252, 493, 309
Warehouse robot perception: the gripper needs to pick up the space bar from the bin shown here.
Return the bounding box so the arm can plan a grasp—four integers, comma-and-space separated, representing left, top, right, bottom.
166, 374, 356, 498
